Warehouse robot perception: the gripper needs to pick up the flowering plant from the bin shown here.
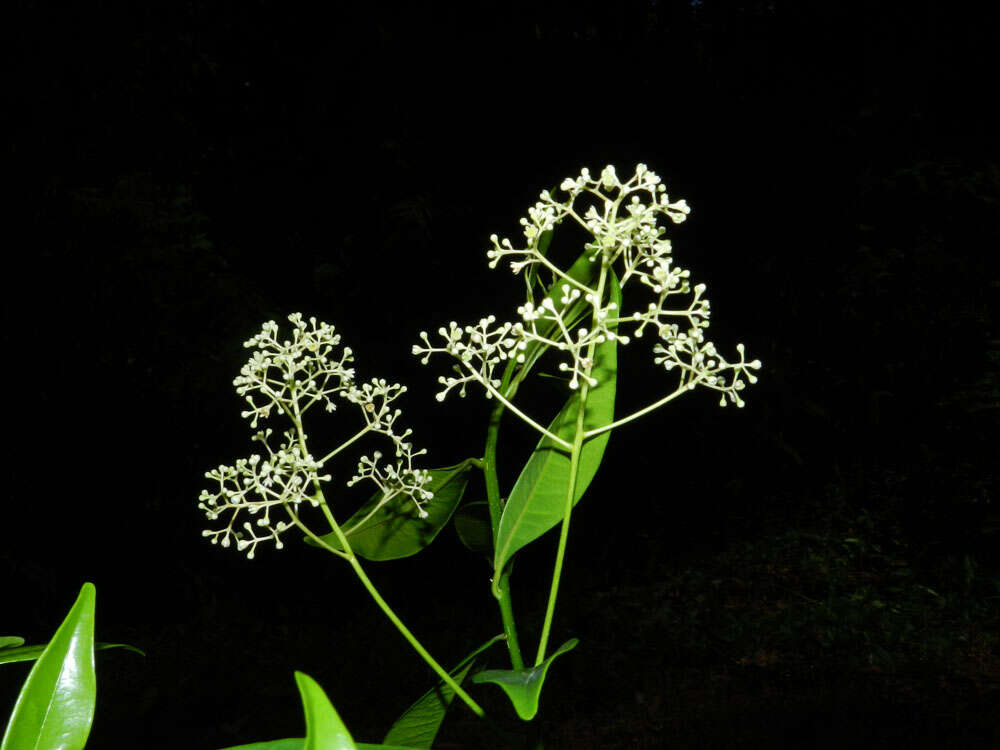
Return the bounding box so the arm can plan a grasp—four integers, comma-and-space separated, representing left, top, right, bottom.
198, 164, 761, 748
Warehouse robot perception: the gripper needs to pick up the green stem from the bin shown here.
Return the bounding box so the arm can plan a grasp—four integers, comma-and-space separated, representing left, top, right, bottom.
583, 381, 693, 438
483, 397, 507, 535
534, 257, 610, 665
494, 568, 523, 670
289, 402, 485, 718
347, 555, 486, 718
484, 375, 526, 671
317, 424, 373, 465
295, 505, 485, 718
534, 381, 589, 666
471, 366, 571, 448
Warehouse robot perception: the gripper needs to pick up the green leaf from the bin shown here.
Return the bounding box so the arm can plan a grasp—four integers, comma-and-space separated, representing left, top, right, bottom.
1, 583, 97, 750
471, 638, 578, 720
494, 274, 621, 574
453, 502, 492, 554
221, 742, 417, 750
294, 671, 357, 750
0, 642, 144, 666
0, 637, 25, 650
221, 739, 418, 749
219, 672, 423, 750
306, 461, 473, 561
383, 634, 505, 748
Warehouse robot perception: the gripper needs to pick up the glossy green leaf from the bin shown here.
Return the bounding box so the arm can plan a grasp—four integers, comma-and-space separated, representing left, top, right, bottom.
1, 582, 97, 750
494, 274, 621, 574
471, 638, 579, 720
0, 641, 144, 666
383, 634, 505, 748
221, 739, 418, 749
0, 637, 25, 650
221, 740, 418, 749
294, 671, 357, 750
219, 672, 422, 750
220, 741, 304, 750
453, 502, 492, 554
307, 461, 472, 561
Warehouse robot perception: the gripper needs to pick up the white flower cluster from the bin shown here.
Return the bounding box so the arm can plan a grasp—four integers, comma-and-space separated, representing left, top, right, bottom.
416, 164, 761, 420
514, 287, 626, 390
653, 337, 760, 408
234, 313, 355, 426
199, 428, 328, 559
200, 314, 433, 558
486, 164, 690, 276
346, 449, 434, 525
412, 280, 630, 401
342, 377, 434, 520
413, 317, 521, 400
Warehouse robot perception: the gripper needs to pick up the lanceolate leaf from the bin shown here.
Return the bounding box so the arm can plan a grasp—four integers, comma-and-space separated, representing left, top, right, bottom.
383, 634, 505, 748
220, 741, 305, 750
295, 671, 357, 750
0, 637, 25, 650
221, 741, 416, 750
0, 641, 144, 666
220, 673, 425, 750
1, 583, 97, 750
494, 274, 621, 574
307, 461, 473, 561
471, 638, 579, 721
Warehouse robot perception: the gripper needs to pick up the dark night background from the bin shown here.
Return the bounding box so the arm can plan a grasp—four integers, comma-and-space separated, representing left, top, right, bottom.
4, 1, 998, 748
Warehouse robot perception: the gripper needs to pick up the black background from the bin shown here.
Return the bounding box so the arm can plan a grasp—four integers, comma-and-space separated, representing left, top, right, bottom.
4, 1, 998, 748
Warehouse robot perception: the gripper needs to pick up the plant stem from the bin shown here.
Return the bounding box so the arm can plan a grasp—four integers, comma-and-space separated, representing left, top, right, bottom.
494, 567, 524, 670
483, 395, 507, 537
534, 381, 589, 666
346, 555, 486, 718
472, 367, 572, 449
582, 381, 693, 438
293, 409, 486, 718
281, 368, 487, 718
317, 424, 373, 465
484, 377, 526, 671
534, 256, 611, 665
295, 505, 485, 717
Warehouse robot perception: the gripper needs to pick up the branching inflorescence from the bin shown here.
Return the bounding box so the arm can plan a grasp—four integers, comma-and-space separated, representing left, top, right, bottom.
412, 164, 761, 419
198, 313, 432, 559
193, 164, 765, 732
